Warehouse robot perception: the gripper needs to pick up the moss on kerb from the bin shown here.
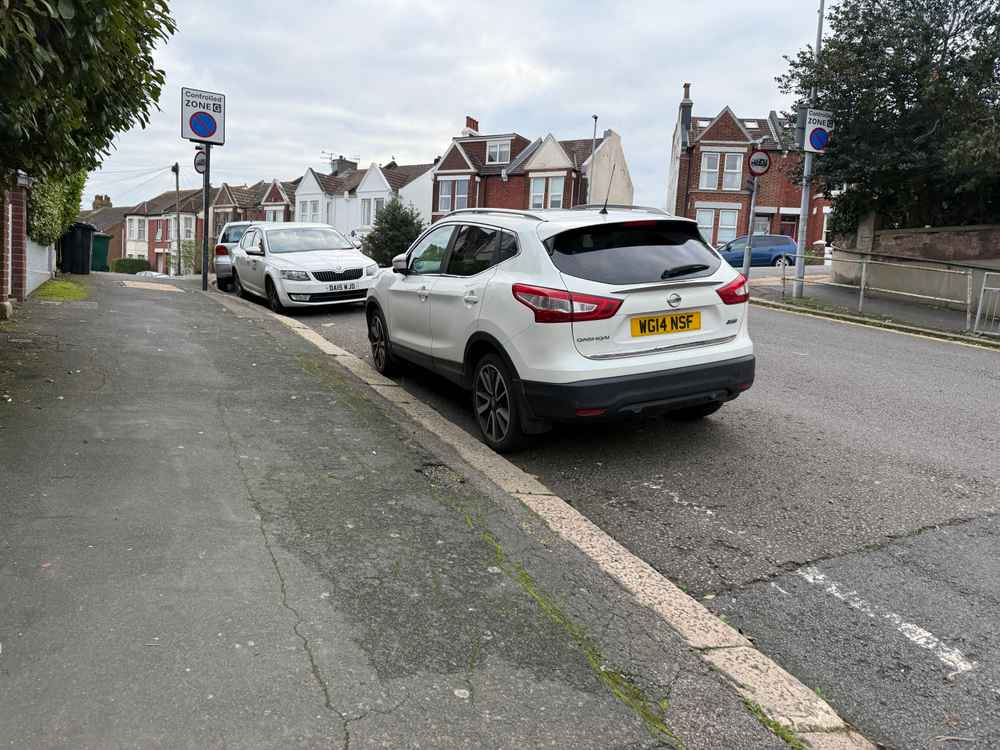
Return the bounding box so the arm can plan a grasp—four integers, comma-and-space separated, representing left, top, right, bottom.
743, 700, 807, 750
481, 530, 685, 749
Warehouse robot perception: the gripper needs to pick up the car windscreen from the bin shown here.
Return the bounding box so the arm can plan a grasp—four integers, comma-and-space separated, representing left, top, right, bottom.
544, 220, 721, 285
266, 228, 353, 254
221, 225, 248, 244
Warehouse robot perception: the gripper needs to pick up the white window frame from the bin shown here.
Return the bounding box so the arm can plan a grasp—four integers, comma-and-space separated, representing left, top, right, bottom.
265, 208, 283, 223
722, 153, 743, 191
547, 176, 564, 209
137, 219, 146, 241
361, 198, 372, 226
438, 181, 452, 212
530, 177, 546, 210
454, 179, 469, 210
309, 200, 320, 223
154, 222, 162, 241
696, 209, 715, 241
699, 152, 720, 190
717, 209, 738, 243
183, 216, 194, 239
127, 218, 135, 240
374, 197, 385, 220
486, 140, 511, 164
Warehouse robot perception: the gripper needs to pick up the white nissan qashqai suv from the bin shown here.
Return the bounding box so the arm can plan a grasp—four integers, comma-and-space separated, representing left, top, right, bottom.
365, 207, 754, 452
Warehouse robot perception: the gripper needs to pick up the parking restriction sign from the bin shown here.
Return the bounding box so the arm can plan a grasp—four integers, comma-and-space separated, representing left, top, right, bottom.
804, 108, 833, 154
181, 87, 226, 146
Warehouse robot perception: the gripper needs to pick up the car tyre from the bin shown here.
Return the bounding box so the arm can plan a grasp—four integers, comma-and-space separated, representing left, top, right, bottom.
367, 307, 399, 375
669, 401, 723, 421
266, 278, 285, 314
773, 255, 790, 267
472, 353, 525, 453
233, 271, 249, 299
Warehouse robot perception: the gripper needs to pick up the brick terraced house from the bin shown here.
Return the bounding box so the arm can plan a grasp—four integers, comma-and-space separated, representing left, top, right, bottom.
666, 84, 830, 248
431, 117, 633, 222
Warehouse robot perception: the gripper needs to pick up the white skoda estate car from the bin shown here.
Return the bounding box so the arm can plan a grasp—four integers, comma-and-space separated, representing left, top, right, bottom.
365, 207, 754, 451
231, 222, 379, 312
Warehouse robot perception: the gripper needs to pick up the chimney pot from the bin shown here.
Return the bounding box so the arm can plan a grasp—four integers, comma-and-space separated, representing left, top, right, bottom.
683, 82, 691, 100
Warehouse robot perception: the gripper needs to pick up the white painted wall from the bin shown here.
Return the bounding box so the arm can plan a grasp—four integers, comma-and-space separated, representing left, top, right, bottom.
586, 131, 634, 205
26, 238, 54, 294
399, 169, 433, 223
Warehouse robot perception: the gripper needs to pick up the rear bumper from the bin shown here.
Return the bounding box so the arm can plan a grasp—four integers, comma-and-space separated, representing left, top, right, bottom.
519, 355, 755, 421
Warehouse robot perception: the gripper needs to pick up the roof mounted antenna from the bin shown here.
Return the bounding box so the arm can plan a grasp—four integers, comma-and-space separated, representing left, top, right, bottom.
599, 163, 617, 214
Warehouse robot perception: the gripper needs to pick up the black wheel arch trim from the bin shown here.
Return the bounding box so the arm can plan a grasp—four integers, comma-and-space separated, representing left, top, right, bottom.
463, 332, 520, 388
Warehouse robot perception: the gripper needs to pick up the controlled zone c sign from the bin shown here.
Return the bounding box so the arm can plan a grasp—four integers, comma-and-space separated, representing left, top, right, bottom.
181, 87, 226, 146
804, 108, 833, 154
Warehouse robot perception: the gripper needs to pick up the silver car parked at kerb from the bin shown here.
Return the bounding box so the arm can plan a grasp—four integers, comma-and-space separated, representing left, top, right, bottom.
214, 221, 252, 291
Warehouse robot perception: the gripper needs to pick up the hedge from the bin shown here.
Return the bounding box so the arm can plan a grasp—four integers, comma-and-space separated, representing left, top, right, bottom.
111, 258, 151, 274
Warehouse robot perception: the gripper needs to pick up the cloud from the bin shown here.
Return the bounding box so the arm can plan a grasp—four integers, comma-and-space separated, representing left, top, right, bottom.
84, 0, 822, 209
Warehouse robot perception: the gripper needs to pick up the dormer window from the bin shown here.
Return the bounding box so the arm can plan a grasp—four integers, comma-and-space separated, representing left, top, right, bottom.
486, 140, 511, 164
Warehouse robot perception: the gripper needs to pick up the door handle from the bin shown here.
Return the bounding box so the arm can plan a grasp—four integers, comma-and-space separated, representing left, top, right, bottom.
418, 285, 429, 302
463, 292, 479, 304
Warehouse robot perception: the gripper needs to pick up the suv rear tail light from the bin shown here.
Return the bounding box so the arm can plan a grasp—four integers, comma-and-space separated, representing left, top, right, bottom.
716, 274, 749, 305
214, 244, 228, 257
512, 283, 622, 323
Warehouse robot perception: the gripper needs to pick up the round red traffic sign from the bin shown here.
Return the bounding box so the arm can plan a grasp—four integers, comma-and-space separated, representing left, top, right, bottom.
194, 150, 207, 174
748, 149, 770, 177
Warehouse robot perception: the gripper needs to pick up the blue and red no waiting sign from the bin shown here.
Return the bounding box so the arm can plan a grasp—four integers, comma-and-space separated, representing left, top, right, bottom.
189, 111, 217, 139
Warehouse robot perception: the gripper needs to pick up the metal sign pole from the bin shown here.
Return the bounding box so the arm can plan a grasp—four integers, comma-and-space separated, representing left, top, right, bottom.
793, 0, 825, 298
743, 176, 758, 278
201, 144, 211, 291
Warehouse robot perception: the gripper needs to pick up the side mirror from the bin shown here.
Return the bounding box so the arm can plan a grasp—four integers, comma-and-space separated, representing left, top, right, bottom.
352, 238, 363, 249
392, 253, 409, 275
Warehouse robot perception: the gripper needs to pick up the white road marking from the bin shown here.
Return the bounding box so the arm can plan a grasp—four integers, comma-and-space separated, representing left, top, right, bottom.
796, 566, 975, 678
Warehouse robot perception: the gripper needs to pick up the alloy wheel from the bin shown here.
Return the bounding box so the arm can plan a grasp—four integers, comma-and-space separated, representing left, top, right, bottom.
370, 315, 387, 370
474, 364, 511, 444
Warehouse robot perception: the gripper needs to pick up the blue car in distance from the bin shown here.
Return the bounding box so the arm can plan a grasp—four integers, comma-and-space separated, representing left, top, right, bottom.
718, 234, 797, 268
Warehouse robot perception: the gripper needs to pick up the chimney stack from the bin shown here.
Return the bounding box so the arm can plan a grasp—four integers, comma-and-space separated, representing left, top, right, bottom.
462, 116, 479, 136
679, 83, 693, 148
91, 194, 112, 210
329, 155, 358, 176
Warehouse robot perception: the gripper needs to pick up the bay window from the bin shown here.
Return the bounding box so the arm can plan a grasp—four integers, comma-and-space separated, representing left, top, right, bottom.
438, 181, 452, 212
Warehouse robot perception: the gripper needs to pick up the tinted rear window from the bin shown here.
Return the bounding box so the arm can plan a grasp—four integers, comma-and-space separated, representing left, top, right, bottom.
221, 225, 248, 243
544, 221, 720, 285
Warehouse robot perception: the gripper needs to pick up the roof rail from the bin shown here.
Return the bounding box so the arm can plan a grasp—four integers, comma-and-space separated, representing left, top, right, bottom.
446, 208, 548, 222
569, 204, 671, 215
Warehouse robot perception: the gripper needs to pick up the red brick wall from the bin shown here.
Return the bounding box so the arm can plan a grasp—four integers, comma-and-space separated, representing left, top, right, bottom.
8, 188, 28, 301
677, 144, 830, 247
482, 175, 528, 209
439, 148, 470, 170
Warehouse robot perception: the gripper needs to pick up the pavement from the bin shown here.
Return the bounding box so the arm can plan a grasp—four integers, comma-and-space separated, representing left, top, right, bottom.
278, 273, 1000, 750
0, 273, 790, 749
745, 265, 974, 334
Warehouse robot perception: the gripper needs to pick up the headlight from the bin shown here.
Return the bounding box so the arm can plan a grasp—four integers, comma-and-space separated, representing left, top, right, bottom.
279, 270, 310, 281
365, 264, 378, 277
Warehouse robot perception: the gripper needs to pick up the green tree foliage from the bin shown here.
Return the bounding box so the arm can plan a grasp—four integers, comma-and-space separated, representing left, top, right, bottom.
0, 0, 176, 182
362, 197, 425, 266
27, 169, 86, 245
778, 0, 1000, 232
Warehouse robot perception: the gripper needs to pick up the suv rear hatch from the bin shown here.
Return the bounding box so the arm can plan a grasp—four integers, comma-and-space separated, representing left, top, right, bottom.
542, 219, 742, 360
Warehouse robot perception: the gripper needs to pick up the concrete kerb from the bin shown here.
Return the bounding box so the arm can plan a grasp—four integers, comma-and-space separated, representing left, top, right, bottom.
203, 288, 876, 749
751, 297, 1000, 351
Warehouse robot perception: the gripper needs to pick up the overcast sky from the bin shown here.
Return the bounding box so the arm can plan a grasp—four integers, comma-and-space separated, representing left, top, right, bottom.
83, 0, 822, 211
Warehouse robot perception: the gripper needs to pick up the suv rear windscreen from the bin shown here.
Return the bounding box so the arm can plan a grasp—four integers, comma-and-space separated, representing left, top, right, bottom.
544, 220, 720, 285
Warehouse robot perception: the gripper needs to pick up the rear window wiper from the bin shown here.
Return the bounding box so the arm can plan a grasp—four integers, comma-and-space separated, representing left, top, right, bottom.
661, 264, 710, 279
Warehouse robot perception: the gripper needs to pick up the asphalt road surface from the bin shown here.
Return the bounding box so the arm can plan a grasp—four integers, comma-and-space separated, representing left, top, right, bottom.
273, 290, 1000, 750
